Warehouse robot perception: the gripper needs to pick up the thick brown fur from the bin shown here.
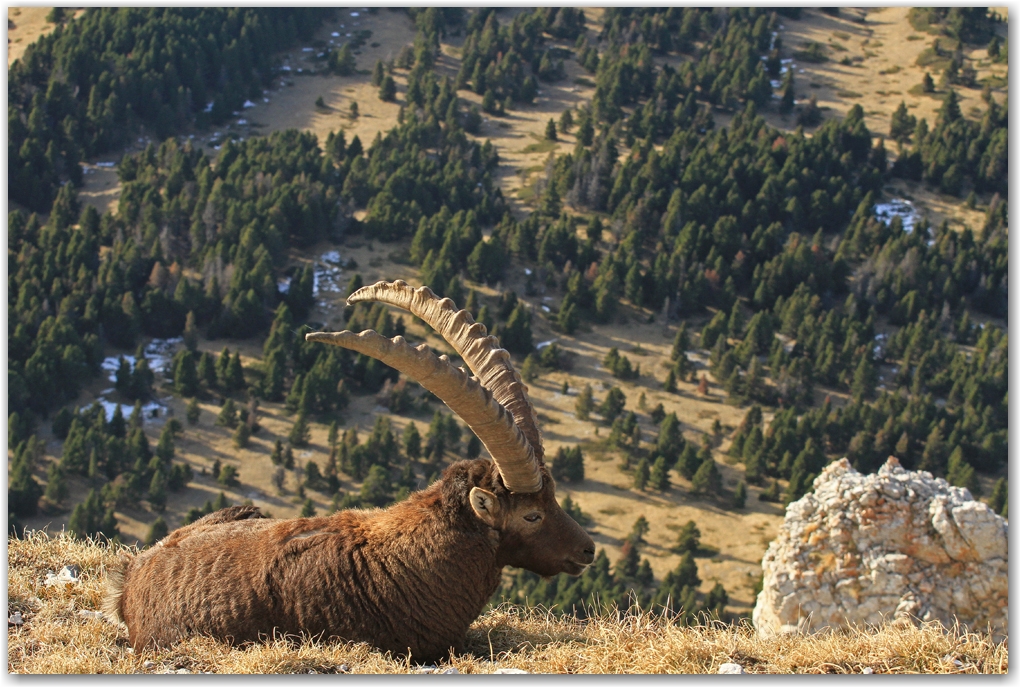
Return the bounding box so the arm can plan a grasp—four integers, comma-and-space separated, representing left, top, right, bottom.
108, 460, 593, 663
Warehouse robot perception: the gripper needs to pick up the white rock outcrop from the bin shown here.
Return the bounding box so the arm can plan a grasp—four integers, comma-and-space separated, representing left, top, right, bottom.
753, 457, 1007, 637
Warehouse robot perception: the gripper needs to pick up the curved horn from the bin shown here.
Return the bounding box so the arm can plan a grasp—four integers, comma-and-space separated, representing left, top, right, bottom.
305, 330, 543, 493
346, 280, 545, 464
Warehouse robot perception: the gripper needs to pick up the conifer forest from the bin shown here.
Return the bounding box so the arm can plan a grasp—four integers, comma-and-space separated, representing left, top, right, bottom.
7, 7, 1008, 624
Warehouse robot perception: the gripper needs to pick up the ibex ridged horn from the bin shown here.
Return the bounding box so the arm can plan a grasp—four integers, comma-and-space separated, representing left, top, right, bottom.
306, 329, 542, 493
347, 280, 545, 463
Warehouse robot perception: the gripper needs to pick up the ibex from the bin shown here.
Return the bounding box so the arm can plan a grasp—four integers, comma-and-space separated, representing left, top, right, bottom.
105, 280, 595, 662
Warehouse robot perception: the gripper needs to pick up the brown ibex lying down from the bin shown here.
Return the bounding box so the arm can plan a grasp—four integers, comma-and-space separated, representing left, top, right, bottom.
104, 280, 595, 662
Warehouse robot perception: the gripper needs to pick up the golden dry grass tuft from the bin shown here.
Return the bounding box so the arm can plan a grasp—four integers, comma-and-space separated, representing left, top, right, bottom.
7, 532, 1007, 674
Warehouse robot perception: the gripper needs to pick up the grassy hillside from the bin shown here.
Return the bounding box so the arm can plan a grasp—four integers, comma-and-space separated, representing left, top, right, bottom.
7, 532, 1007, 674
9, 5, 1008, 641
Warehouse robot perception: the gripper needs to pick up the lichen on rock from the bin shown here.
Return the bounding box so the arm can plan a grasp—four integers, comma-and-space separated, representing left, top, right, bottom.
753, 457, 1007, 638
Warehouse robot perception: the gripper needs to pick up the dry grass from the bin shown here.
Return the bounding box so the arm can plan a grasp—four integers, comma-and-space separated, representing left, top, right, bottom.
7, 532, 1007, 674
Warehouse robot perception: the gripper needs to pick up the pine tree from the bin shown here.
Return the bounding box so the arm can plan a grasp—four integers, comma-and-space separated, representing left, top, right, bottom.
148, 469, 168, 511
946, 446, 978, 494
559, 108, 574, 133
465, 434, 482, 460
44, 463, 68, 506
300, 498, 317, 517
225, 352, 245, 392
521, 353, 540, 382
663, 368, 677, 393
988, 478, 1007, 516
851, 353, 876, 400
780, 69, 795, 114
403, 422, 422, 460
379, 74, 397, 101
733, 481, 747, 509
155, 424, 175, 464
691, 458, 721, 496
360, 464, 392, 506
217, 464, 239, 488
670, 323, 690, 361
675, 550, 700, 589
598, 387, 627, 423
919, 426, 947, 475
727, 301, 745, 338
922, 71, 935, 93
283, 444, 295, 470
183, 311, 199, 352
289, 413, 311, 447
649, 456, 670, 491
186, 397, 201, 425
217, 398, 238, 428
633, 458, 650, 490
674, 520, 701, 554
198, 352, 217, 390
501, 303, 533, 355
145, 517, 168, 546
233, 422, 251, 448
545, 118, 558, 141
575, 383, 594, 420
677, 443, 702, 480
328, 421, 340, 449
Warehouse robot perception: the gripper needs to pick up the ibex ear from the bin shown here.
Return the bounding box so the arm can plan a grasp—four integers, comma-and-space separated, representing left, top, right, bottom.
469, 487, 501, 527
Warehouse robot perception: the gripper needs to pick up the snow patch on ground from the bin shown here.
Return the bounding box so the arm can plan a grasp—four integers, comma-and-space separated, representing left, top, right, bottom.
874, 198, 919, 235
96, 338, 183, 422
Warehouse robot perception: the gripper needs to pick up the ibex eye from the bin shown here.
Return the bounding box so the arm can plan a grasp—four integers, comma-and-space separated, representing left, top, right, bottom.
523, 513, 542, 523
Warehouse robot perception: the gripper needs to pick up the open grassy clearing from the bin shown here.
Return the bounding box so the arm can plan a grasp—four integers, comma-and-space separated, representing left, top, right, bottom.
761, 7, 1007, 235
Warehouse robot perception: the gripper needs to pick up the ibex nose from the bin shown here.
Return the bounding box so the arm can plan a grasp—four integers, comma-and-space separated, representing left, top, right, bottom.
580, 546, 595, 565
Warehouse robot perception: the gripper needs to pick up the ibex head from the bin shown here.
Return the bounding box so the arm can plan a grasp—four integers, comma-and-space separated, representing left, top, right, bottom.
307, 280, 594, 577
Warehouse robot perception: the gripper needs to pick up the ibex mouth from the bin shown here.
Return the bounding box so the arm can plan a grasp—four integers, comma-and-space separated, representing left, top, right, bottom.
562, 560, 591, 576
